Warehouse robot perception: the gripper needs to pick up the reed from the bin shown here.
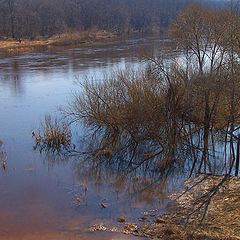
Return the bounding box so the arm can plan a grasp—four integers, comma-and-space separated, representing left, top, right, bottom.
33, 115, 72, 152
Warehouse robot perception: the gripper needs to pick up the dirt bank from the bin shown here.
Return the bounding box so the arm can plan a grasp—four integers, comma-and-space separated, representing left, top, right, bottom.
0, 31, 116, 58
89, 174, 240, 240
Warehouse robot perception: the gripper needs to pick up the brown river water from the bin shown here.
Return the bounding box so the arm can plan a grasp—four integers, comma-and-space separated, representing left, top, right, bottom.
0, 35, 184, 239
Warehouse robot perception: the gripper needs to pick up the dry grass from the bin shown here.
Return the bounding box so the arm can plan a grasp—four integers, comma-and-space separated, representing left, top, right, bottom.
0, 40, 50, 57
49, 31, 91, 46
50, 30, 115, 46
89, 174, 240, 239
0, 40, 47, 49
33, 115, 72, 152
0, 30, 116, 57
0, 150, 7, 170
167, 174, 240, 239
119, 174, 240, 240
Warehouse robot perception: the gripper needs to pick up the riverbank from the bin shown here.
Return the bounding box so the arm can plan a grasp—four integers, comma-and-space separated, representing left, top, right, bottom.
90, 174, 240, 240
0, 31, 117, 58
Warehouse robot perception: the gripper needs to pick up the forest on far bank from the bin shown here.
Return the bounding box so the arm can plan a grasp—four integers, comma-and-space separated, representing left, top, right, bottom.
0, 0, 227, 40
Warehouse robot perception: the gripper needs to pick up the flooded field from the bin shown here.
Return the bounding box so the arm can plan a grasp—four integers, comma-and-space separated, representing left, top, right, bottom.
0, 35, 183, 239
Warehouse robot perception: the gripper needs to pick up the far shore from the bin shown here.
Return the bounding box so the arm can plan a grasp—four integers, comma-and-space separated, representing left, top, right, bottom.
0, 31, 119, 58
0, 30, 164, 58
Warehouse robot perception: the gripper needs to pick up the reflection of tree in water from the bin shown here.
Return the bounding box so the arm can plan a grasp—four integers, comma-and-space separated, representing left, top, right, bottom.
38, 131, 191, 208
71, 154, 184, 207
41, 151, 71, 169
1, 60, 23, 95
35, 115, 231, 209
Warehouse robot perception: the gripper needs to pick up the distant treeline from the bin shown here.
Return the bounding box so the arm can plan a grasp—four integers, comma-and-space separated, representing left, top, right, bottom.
0, 0, 199, 39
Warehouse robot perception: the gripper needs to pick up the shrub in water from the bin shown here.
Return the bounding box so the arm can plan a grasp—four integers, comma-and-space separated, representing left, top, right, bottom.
33, 115, 72, 152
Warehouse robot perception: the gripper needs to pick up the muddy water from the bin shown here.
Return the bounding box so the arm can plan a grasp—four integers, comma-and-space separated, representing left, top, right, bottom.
0, 35, 183, 239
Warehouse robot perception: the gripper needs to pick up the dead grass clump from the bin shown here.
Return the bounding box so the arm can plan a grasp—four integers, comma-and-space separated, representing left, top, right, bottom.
0, 151, 7, 170
49, 31, 90, 46
33, 115, 72, 152
49, 30, 114, 46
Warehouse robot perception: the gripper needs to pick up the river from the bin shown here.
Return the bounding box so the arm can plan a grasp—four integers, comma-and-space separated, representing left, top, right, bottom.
0, 35, 183, 240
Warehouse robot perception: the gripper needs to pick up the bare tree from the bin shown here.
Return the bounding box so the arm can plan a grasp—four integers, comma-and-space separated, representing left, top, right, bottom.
169, 4, 239, 173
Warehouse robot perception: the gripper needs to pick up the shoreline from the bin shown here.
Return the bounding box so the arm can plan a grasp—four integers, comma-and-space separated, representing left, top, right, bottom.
0, 31, 117, 58
89, 174, 240, 240
0, 30, 164, 58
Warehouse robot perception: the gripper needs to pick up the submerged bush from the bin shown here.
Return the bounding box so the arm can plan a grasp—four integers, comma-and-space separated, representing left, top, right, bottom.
67, 64, 189, 171
68, 51, 240, 175
66, 4, 240, 175
33, 115, 72, 152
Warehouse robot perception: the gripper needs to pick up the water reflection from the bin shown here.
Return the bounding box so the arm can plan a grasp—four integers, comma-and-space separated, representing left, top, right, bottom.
0, 34, 168, 239
0, 35, 163, 98
0, 30, 238, 239
0, 60, 23, 95
39, 136, 187, 215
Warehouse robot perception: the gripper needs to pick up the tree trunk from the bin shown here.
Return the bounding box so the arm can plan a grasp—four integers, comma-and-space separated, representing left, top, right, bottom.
198, 95, 210, 173
235, 135, 240, 176
8, 0, 15, 39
